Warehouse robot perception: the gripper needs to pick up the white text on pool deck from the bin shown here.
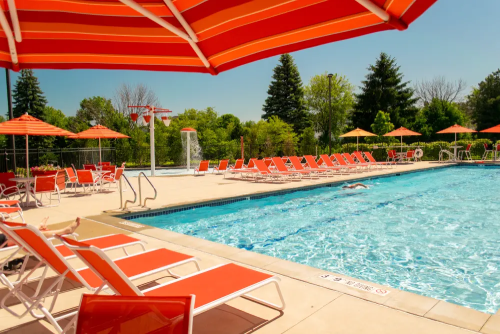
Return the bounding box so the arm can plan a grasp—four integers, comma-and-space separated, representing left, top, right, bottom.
319, 274, 390, 296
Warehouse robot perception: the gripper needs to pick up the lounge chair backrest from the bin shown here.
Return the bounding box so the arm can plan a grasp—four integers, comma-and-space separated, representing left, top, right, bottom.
332, 154, 347, 166
353, 152, 368, 163
304, 156, 320, 169
342, 153, 358, 165
34, 175, 57, 193
254, 160, 271, 173
65, 167, 77, 182
197, 161, 209, 172
264, 158, 273, 167
218, 160, 229, 171
0, 221, 83, 284
97, 162, 111, 166
320, 155, 335, 167
496, 144, 500, 152
75, 294, 194, 334
233, 159, 243, 169
281, 157, 288, 164
77, 170, 94, 183
102, 165, 116, 176
84, 164, 96, 171
114, 168, 124, 181
56, 171, 66, 191
364, 152, 377, 163
60, 236, 141, 296
465, 144, 472, 151
483, 143, 488, 150
406, 150, 415, 158
0, 172, 17, 192
388, 150, 396, 159
271, 157, 288, 172
288, 156, 305, 170
247, 159, 256, 168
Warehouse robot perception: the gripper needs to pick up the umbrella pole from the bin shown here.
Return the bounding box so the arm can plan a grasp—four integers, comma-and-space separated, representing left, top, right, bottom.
401, 136, 403, 152
99, 138, 102, 164
357, 136, 359, 151
26, 135, 29, 177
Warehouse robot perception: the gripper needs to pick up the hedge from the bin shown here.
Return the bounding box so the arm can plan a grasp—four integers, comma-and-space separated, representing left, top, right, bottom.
338, 139, 499, 161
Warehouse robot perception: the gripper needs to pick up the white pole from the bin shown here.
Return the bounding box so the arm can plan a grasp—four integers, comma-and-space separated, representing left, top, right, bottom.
99, 138, 102, 164
454, 132, 457, 160
25, 135, 29, 177
357, 136, 359, 151
150, 109, 155, 177
187, 133, 191, 171
401, 135, 403, 152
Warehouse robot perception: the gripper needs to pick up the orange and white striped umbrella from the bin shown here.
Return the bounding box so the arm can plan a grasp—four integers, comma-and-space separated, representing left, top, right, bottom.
0, 113, 74, 175
0, 0, 436, 74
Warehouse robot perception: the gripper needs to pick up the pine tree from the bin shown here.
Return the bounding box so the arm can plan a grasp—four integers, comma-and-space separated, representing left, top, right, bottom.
262, 54, 310, 134
12, 69, 47, 119
352, 53, 418, 131
12, 70, 48, 149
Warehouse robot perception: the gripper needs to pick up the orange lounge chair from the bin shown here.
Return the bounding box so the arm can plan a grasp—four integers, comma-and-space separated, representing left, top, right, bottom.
97, 162, 111, 166
405, 150, 416, 163
83, 164, 97, 171
213, 159, 229, 174
30, 175, 61, 208
224, 159, 259, 179
102, 167, 124, 188
60, 236, 285, 334
194, 160, 209, 175
0, 199, 23, 222
303, 155, 342, 176
363, 151, 393, 168
331, 154, 361, 173
253, 159, 294, 182
289, 156, 331, 176
352, 152, 380, 169
318, 154, 354, 174
271, 157, 313, 179
387, 150, 398, 163
75, 294, 195, 334
0, 172, 23, 200
0, 221, 201, 334
342, 153, 370, 171
230, 158, 244, 170
76, 170, 99, 193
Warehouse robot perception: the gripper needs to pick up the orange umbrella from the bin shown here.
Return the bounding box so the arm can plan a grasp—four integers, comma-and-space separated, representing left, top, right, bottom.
480, 124, 500, 133
0, 113, 74, 175
339, 128, 376, 151
70, 125, 130, 163
0, 1, 436, 73
383, 126, 421, 152
437, 124, 476, 159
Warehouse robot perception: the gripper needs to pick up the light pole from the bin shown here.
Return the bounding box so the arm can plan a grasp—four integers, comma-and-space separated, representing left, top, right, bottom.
128, 105, 172, 176
328, 73, 333, 155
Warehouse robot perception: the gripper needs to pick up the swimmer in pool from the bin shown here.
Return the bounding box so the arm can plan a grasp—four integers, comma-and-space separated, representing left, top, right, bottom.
342, 183, 369, 190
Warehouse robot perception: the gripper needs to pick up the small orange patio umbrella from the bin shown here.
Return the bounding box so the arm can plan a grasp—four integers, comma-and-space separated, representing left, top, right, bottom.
0, 113, 75, 175
339, 128, 376, 151
383, 126, 421, 152
480, 124, 500, 133
70, 125, 130, 164
437, 124, 476, 159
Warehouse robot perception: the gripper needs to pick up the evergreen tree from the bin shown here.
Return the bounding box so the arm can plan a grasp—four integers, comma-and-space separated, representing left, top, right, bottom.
12, 69, 47, 119
352, 53, 418, 130
370, 111, 394, 143
262, 54, 310, 134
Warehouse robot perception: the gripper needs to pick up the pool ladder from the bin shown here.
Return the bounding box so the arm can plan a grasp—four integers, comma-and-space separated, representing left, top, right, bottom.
119, 173, 157, 210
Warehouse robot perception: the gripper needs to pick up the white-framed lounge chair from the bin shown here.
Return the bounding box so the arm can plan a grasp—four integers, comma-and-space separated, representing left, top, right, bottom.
0, 172, 23, 200
230, 158, 244, 170
289, 156, 331, 176
303, 155, 342, 176
363, 152, 393, 168
482, 143, 494, 160
330, 154, 361, 173
59, 236, 285, 334
271, 157, 312, 179
342, 153, 370, 171
352, 152, 380, 170
0, 221, 201, 334
194, 160, 209, 175
0, 200, 23, 222
213, 159, 229, 174
253, 160, 293, 182
458, 144, 472, 161
224, 159, 259, 179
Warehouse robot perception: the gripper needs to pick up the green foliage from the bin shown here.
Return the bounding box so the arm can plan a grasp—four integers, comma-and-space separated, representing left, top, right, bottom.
370, 111, 394, 143
0, 115, 7, 148
352, 52, 418, 131
468, 69, 500, 137
262, 54, 311, 134
299, 127, 317, 155
413, 99, 468, 142
304, 73, 354, 147
43, 106, 69, 148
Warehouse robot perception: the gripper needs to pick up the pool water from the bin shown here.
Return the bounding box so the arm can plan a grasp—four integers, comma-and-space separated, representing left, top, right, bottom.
132, 166, 500, 313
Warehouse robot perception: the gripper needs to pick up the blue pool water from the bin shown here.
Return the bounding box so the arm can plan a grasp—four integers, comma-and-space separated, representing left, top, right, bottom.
132, 166, 500, 313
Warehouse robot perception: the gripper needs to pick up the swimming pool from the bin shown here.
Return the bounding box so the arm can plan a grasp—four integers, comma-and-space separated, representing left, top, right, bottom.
131, 166, 500, 313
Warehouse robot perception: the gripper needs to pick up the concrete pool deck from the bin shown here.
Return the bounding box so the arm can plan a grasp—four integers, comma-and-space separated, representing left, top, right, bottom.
2, 161, 499, 333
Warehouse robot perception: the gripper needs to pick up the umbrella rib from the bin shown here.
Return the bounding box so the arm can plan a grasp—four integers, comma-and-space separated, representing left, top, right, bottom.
0, 5, 18, 64
6, 0, 21, 42
354, 0, 407, 30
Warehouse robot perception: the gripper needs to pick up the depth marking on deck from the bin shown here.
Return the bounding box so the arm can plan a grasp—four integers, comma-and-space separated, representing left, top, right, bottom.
119, 221, 145, 229
319, 274, 390, 296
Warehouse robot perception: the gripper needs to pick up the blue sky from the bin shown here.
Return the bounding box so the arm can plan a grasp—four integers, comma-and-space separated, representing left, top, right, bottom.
0, 0, 499, 122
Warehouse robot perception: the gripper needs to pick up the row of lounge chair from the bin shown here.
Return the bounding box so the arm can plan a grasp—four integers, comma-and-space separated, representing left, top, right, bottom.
194, 152, 392, 182
0, 220, 285, 333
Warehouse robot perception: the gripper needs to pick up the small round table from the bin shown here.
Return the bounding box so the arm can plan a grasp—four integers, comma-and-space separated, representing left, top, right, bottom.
10, 177, 36, 207
449, 145, 463, 161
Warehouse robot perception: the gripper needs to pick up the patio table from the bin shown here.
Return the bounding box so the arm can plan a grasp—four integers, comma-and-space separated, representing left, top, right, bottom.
395, 152, 406, 162
449, 145, 463, 161
10, 177, 36, 207
92, 170, 110, 192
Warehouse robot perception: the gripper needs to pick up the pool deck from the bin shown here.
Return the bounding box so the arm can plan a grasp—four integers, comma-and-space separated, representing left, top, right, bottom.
2, 161, 499, 333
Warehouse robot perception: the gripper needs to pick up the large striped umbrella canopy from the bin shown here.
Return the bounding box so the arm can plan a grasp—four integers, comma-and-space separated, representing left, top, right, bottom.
0, 0, 436, 74
0, 113, 75, 175
70, 125, 130, 163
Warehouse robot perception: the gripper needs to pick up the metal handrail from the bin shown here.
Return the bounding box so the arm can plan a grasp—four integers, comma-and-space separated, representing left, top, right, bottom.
119, 174, 137, 210
138, 172, 157, 207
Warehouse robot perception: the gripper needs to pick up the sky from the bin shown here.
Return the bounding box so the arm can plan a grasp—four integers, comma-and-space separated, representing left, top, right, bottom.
0, 0, 499, 122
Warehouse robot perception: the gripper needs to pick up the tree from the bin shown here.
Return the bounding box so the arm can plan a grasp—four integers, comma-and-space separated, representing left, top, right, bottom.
414, 76, 467, 106
262, 54, 310, 134
304, 73, 354, 146
352, 52, 418, 130
299, 127, 317, 155
413, 99, 467, 142
43, 106, 69, 148
468, 69, 500, 133
12, 69, 47, 119
113, 83, 161, 124
76, 96, 117, 127
370, 111, 394, 142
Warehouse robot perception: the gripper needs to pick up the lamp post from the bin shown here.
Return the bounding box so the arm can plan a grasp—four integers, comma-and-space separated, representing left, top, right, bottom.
328, 73, 333, 155
128, 105, 172, 177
